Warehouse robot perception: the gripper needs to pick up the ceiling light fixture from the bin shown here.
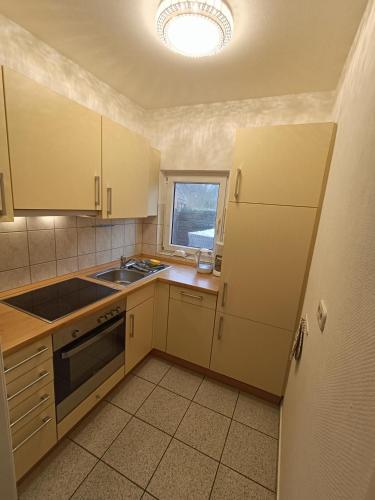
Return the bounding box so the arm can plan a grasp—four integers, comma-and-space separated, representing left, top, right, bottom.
156, 0, 233, 58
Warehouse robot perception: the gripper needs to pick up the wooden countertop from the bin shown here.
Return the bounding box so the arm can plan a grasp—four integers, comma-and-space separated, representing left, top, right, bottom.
0, 256, 219, 355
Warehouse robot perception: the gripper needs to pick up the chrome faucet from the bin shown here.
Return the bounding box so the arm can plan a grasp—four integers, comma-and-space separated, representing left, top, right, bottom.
120, 256, 134, 268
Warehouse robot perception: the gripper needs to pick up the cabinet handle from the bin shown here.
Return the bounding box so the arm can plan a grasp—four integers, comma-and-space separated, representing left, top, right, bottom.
10, 394, 50, 429
4, 346, 49, 374
12, 416, 52, 453
0, 172, 4, 213
129, 314, 135, 338
221, 282, 228, 307
107, 187, 112, 215
95, 176, 101, 206
218, 316, 224, 340
234, 168, 242, 200
7, 370, 49, 402
180, 291, 203, 301
221, 207, 226, 241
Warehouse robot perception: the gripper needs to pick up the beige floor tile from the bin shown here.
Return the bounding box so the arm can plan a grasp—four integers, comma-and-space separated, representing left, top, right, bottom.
175, 402, 230, 459
211, 464, 275, 500
18, 439, 97, 500
136, 386, 190, 435
221, 421, 278, 491
159, 365, 203, 399
72, 461, 143, 500
106, 374, 155, 414
147, 439, 218, 500
102, 417, 171, 488
69, 401, 131, 457
193, 378, 239, 417
234, 393, 280, 438
142, 494, 157, 500
134, 356, 172, 383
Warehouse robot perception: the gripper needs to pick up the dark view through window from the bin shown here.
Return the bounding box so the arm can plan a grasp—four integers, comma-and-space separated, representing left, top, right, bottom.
171, 182, 220, 250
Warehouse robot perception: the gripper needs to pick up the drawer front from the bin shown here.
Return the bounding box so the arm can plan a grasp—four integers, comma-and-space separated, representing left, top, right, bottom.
7, 358, 53, 410
170, 285, 217, 310
127, 283, 155, 310
4, 336, 52, 384
10, 382, 55, 436
12, 404, 57, 480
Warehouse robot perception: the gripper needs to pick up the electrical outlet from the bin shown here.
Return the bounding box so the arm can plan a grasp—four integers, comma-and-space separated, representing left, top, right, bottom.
317, 300, 327, 332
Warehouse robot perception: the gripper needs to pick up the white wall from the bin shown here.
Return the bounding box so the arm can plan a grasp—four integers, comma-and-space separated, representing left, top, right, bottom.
279, 1, 375, 499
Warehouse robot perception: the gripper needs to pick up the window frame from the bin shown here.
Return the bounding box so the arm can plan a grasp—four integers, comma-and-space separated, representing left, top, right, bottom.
162, 173, 228, 255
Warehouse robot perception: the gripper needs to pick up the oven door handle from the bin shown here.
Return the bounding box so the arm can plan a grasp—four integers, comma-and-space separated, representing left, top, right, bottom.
61, 318, 124, 360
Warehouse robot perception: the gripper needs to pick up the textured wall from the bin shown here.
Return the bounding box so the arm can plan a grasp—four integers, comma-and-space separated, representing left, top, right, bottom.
0, 15, 145, 134
146, 92, 335, 172
279, 1, 375, 499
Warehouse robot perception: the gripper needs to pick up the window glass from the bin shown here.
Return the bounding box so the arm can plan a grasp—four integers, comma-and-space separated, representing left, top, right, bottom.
171, 182, 219, 250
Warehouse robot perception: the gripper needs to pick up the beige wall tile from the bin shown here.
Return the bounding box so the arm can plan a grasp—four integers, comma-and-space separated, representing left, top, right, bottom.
96, 218, 109, 226
124, 245, 136, 258
96, 250, 112, 265
136, 224, 143, 244
28, 229, 56, 265
135, 243, 142, 255
77, 217, 95, 227
54, 216, 77, 228
30, 261, 57, 283
0, 217, 26, 233
0, 232, 29, 271
125, 224, 136, 246
55, 228, 78, 259
0, 267, 30, 292
96, 226, 112, 252
26, 216, 54, 230
78, 227, 95, 255
78, 253, 96, 270
143, 224, 157, 245
57, 256, 78, 276
142, 243, 157, 256
112, 225, 125, 249
112, 247, 124, 261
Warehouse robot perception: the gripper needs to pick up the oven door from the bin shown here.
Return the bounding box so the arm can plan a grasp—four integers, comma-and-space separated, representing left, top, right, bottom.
54, 314, 125, 422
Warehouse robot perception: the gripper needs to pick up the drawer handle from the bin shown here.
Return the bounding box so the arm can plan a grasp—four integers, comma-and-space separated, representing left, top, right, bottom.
4, 346, 49, 374
221, 282, 228, 307
180, 291, 203, 301
10, 394, 50, 429
7, 370, 49, 402
95, 175, 101, 206
218, 316, 224, 340
12, 416, 52, 453
129, 314, 135, 338
107, 187, 113, 215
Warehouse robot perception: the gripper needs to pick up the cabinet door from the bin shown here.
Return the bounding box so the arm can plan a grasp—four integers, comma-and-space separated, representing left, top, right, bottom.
211, 314, 293, 396
166, 298, 215, 368
229, 123, 336, 207
219, 202, 316, 331
0, 68, 13, 221
102, 116, 151, 219
152, 283, 169, 351
4, 68, 101, 210
148, 148, 160, 216
125, 297, 154, 373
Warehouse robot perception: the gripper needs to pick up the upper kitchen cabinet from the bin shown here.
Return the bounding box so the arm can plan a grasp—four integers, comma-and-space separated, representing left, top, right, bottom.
0, 68, 14, 221
3, 67, 101, 210
229, 123, 336, 207
102, 116, 152, 219
148, 148, 160, 217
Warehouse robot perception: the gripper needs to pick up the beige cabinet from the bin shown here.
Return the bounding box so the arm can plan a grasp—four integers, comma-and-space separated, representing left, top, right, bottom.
102, 116, 151, 218
152, 282, 170, 351
3, 67, 101, 210
166, 286, 216, 368
210, 314, 293, 396
0, 68, 14, 221
125, 296, 154, 373
219, 202, 317, 331
229, 123, 336, 207
148, 148, 160, 216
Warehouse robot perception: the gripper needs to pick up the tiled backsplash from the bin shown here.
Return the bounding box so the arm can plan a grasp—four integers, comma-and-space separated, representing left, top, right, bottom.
0, 216, 142, 292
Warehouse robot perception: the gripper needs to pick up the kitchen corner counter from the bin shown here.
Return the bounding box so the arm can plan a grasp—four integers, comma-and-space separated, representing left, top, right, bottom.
0, 256, 219, 355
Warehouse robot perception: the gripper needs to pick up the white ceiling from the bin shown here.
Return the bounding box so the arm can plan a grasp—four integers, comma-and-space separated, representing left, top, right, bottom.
0, 0, 368, 109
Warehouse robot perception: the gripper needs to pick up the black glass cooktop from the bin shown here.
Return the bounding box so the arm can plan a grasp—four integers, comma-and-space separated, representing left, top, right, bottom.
2, 278, 119, 322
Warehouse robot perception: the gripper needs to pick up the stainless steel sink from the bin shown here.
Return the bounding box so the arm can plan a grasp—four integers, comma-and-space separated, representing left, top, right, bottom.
90, 268, 146, 286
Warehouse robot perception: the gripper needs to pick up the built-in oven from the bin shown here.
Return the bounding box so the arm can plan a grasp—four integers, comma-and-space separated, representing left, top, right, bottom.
52, 299, 126, 422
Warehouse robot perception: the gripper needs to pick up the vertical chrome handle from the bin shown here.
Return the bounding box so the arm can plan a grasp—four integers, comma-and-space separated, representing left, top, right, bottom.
95, 176, 101, 206
221, 282, 228, 307
218, 316, 224, 340
0, 172, 4, 212
129, 314, 135, 338
107, 187, 112, 216
234, 168, 242, 200
221, 207, 226, 241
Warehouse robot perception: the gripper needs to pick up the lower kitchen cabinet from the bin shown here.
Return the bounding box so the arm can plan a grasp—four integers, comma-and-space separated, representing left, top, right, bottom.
125, 296, 154, 373
166, 297, 216, 368
152, 283, 170, 351
210, 314, 293, 396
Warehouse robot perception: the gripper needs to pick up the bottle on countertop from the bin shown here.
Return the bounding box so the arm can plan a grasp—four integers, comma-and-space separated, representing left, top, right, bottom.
213, 242, 223, 277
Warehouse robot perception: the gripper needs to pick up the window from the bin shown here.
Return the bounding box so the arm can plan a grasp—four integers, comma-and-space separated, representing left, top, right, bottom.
163, 174, 227, 253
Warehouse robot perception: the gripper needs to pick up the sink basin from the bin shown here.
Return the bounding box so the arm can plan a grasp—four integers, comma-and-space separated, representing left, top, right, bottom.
91, 268, 146, 286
